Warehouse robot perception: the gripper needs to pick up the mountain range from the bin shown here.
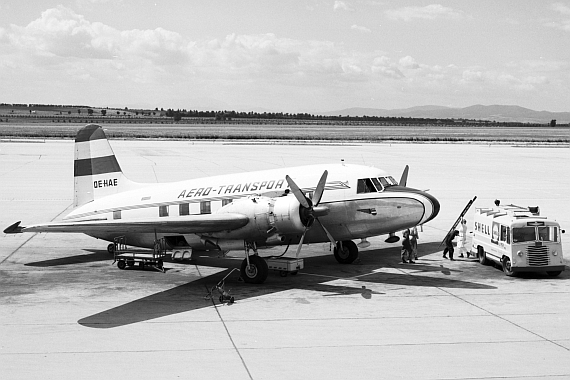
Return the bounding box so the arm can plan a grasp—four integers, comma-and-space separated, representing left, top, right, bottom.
322, 105, 570, 124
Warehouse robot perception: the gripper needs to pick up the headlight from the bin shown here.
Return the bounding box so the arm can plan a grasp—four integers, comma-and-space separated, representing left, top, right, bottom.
517, 250, 523, 257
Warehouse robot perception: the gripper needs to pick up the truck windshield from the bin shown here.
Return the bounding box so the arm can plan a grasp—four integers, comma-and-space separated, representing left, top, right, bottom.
512, 227, 536, 243
538, 226, 557, 242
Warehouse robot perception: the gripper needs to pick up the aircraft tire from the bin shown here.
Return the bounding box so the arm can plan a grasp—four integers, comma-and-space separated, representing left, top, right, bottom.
240, 255, 269, 284
107, 243, 115, 255
334, 240, 358, 264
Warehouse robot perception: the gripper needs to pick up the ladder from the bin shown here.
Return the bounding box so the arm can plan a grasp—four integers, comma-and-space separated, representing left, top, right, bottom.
440, 196, 477, 246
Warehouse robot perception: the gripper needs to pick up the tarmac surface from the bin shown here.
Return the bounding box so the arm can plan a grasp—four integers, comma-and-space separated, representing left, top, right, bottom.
1, 138, 569, 379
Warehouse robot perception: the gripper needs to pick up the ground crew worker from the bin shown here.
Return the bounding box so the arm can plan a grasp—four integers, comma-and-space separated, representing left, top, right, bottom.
443, 230, 459, 260
410, 225, 419, 260
458, 219, 469, 258
401, 229, 414, 263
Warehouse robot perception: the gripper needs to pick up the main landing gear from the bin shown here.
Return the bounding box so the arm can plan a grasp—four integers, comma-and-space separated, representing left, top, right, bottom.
240, 242, 269, 284
333, 240, 359, 264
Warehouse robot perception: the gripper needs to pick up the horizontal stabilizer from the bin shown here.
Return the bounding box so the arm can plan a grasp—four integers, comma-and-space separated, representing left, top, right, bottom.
3, 221, 23, 234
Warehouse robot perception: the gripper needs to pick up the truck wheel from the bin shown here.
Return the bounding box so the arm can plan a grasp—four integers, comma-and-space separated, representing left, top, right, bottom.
240, 255, 269, 284
502, 257, 515, 277
477, 246, 488, 265
334, 241, 358, 264
546, 271, 562, 277
117, 260, 126, 270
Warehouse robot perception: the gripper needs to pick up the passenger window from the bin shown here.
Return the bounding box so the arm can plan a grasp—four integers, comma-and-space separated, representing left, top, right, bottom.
179, 203, 189, 216
200, 201, 211, 214
222, 199, 232, 206
159, 205, 169, 217
113, 210, 121, 220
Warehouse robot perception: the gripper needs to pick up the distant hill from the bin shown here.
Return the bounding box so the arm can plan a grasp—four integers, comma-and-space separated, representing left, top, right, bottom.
323, 104, 570, 124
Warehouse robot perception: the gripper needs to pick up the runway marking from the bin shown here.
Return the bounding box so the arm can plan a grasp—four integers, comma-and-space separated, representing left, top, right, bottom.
197, 265, 254, 380
0, 203, 73, 266
400, 268, 570, 353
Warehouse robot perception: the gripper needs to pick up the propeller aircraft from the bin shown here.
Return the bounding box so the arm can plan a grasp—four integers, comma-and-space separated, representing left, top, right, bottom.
4, 124, 440, 284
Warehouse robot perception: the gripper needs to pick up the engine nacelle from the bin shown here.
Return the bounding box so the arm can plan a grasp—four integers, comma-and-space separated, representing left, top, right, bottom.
207, 195, 305, 240
272, 195, 306, 234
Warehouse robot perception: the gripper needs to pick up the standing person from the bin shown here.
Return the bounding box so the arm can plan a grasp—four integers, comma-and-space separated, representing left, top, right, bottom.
443, 230, 459, 260
401, 229, 414, 264
457, 219, 469, 258
410, 225, 419, 260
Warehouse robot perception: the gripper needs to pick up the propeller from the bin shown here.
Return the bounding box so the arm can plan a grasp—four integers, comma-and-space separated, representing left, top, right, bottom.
285, 170, 336, 257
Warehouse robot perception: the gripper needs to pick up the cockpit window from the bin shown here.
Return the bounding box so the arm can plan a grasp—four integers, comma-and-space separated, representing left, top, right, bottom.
357, 178, 378, 193
357, 177, 399, 193
386, 176, 398, 186
379, 177, 389, 188
371, 178, 384, 191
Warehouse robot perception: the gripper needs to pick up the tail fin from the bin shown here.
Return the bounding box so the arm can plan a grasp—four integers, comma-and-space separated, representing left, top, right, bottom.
73, 124, 137, 207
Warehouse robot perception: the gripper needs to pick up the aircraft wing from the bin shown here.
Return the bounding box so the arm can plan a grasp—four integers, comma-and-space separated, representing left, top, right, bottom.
3, 213, 249, 234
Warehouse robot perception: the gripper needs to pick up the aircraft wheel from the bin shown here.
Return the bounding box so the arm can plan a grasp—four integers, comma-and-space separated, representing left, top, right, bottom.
546, 271, 562, 277
107, 243, 115, 255
477, 246, 488, 265
117, 260, 126, 270
240, 255, 268, 284
334, 240, 358, 264
502, 257, 515, 277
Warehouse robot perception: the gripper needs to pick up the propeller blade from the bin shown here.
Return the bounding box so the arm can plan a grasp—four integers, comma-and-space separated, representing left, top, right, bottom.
295, 228, 308, 258
312, 170, 328, 206
285, 175, 310, 208
316, 218, 336, 246
399, 165, 409, 187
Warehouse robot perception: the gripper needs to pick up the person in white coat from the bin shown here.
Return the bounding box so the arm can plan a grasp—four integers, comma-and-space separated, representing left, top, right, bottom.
458, 219, 469, 258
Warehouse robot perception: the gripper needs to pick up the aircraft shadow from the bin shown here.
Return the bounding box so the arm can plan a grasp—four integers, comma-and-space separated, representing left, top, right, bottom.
25, 250, 112, 267
78, 241, 495, 329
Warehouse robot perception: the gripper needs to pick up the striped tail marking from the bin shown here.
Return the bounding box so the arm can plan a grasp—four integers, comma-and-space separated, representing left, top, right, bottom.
73, 124, 123, 207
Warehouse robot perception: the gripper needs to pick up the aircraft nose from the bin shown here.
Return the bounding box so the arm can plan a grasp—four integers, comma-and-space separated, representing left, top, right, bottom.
419, 190, 440, 224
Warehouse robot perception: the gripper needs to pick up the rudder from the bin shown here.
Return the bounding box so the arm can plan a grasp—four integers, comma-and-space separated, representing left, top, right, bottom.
73, 124, 135, 207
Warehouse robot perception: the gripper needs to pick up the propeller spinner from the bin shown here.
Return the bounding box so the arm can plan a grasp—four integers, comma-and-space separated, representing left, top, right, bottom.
285, 171, 336, 257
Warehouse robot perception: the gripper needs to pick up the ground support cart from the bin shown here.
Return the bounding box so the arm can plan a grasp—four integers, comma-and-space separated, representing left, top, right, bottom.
113, 236, 167, 272
266, 257, 304, 277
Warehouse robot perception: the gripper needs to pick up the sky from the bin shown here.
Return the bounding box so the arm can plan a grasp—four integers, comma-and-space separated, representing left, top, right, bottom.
1, 0, 569, 113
